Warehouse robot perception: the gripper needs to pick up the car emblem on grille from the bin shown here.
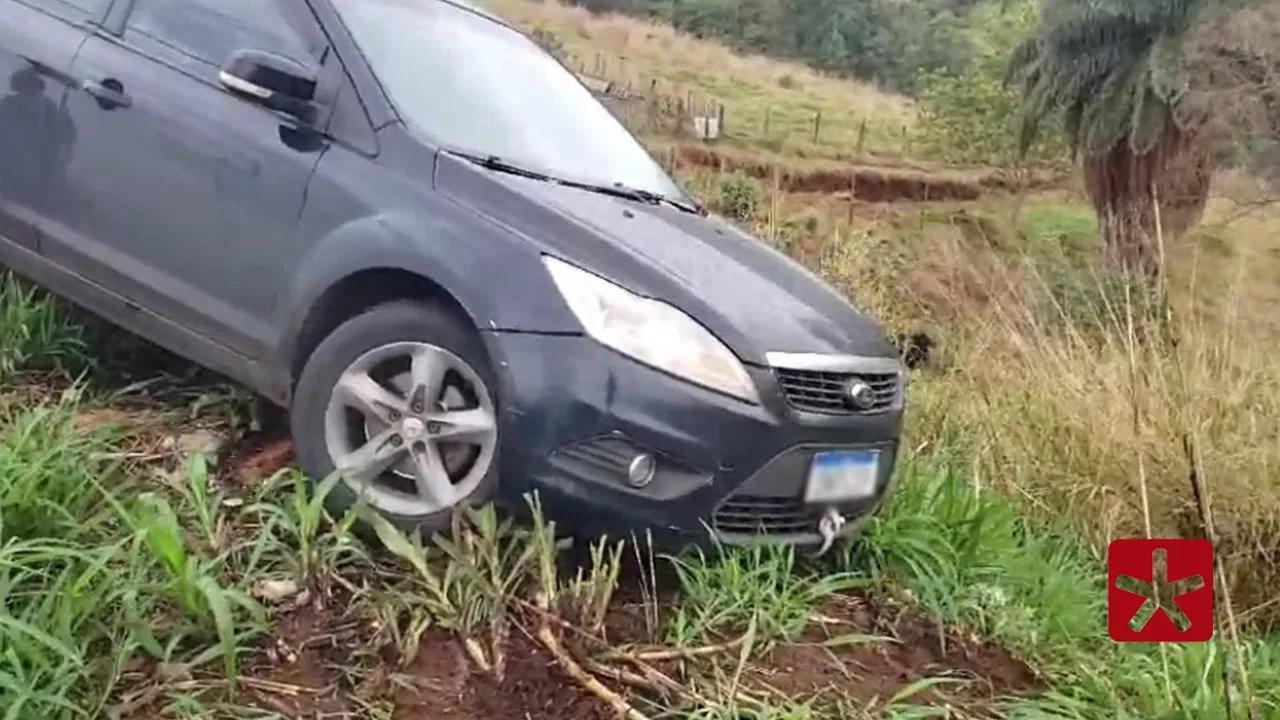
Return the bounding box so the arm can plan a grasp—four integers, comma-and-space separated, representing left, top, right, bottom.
844, 380, 878, 411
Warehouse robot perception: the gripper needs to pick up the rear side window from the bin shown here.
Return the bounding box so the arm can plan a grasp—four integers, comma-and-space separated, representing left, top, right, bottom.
125, 0, 323, 68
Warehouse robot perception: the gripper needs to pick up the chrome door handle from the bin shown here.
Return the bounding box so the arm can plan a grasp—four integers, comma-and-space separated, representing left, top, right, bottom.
82, 78, 132, 110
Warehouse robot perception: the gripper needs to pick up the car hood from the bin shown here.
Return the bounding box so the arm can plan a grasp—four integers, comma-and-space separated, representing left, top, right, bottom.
437, 157, 897, 365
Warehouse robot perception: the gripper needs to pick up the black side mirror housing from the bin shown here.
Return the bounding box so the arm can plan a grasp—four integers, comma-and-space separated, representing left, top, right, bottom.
219, 49, 319, 122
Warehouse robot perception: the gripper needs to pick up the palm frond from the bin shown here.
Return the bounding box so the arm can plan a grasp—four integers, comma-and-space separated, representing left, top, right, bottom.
1130, 86, 1170, 155
1010, 0, 1214, 158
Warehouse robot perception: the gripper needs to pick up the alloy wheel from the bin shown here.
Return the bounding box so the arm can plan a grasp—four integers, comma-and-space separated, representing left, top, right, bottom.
323, 341, 497, 517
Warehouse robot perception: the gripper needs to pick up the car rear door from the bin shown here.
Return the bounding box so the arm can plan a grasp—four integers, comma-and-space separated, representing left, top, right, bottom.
0, 0, 102, 252
41, 0, 330, 358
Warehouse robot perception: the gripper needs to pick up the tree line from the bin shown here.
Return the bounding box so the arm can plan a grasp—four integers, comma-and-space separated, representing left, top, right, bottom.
567, 0, 986, 94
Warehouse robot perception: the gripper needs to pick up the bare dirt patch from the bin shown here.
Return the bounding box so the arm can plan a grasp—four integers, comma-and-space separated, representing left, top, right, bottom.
238, 602, 612, 720
395, 631, 610, 720
750, 593, 1039, 710
679, 144, 984, 201
221, 432, 296, 488
243, 606, 357, 717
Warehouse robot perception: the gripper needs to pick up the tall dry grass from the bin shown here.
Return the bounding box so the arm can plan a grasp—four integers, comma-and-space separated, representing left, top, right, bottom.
897, 207, 1280, 627
713, 167, 1280, 626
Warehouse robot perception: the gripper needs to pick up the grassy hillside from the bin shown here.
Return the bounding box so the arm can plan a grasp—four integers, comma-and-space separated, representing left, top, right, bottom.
486, 0, 918, 163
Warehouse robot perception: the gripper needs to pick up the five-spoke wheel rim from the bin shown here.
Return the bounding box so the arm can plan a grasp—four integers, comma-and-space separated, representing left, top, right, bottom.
323, 341, 497, 516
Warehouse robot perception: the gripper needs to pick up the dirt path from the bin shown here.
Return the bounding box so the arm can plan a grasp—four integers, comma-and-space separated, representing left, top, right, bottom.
676, 144, 1064, 202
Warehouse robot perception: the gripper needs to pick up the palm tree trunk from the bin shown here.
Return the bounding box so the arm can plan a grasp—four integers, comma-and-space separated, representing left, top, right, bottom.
1082, 126, 1212, 276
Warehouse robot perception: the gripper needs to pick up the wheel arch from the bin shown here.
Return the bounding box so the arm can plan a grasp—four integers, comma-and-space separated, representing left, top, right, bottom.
287, 267, 478, 387
271, 210, 576, 405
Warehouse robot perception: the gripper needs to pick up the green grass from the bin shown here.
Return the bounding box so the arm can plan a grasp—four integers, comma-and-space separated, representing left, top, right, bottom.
0, 272, 86, 382
665, 544, 864, 647
1018, 203, 1099, 244
848, 453, 1100, 658
654, 447, 1280, 718
852, 452, 1280, 719
1, 387, 1273, 718
0, 389, 355, 718
0, 402, 122, 540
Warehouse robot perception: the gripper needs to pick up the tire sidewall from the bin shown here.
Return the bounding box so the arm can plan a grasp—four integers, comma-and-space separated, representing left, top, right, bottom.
290, 300, 500, 533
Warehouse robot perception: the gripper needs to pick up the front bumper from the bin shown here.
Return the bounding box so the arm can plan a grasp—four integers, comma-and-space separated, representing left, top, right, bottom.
484, 332, 903, 547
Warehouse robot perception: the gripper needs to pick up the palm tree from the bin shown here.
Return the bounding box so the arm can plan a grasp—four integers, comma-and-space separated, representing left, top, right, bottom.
1009, 0, 1215, 275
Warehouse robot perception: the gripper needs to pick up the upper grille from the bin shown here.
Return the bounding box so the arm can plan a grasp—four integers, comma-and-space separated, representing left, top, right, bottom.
774, 368, 899, 415
713, 494, 820, 535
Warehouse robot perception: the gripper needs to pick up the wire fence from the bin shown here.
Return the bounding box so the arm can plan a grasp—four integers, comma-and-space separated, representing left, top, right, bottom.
562, 48, 908, 157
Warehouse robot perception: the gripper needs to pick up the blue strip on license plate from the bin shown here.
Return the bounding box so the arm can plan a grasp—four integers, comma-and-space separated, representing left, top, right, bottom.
806, 450, 880, 503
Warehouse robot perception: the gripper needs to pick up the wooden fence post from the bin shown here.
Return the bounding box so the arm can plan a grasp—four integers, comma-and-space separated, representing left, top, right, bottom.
813, 111, 822, 144
847, 172, 858, 225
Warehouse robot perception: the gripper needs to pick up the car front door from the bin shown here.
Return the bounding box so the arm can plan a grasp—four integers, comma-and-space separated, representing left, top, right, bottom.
42, 0, 330, 357
0, 0, 102, 252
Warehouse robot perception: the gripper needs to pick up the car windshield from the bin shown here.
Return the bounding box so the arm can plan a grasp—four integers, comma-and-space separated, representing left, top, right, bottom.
332, 0, 684, 199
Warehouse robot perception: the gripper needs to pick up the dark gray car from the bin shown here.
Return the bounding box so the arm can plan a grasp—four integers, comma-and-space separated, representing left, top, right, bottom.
0, 0, 904, 547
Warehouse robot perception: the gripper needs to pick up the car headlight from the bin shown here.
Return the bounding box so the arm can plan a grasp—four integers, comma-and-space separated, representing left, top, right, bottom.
543, 256, 759, 403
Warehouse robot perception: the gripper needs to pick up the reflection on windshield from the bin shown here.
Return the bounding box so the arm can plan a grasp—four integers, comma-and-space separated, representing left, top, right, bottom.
332, 0, 682, 198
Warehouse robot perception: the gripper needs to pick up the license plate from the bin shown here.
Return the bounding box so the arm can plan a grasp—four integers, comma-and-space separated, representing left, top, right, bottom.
805, 450, 880, 503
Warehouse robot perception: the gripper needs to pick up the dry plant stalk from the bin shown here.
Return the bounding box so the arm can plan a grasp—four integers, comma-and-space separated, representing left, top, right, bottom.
536, 624, 652, 720
606, 635, 747, 663
1152, 190, 1256, 717
526, 506, 651, 720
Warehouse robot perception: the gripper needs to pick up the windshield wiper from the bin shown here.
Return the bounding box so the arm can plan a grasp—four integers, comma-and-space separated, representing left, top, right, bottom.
451, 151, 551, 182
559, 179, 705, 215
449, 150, 703, 215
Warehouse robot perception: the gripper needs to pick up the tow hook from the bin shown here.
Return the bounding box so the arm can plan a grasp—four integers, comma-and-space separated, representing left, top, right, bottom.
814, 507, 847, 557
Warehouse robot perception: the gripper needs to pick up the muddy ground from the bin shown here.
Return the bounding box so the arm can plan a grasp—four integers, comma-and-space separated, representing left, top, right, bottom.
227, 558, 1038, 718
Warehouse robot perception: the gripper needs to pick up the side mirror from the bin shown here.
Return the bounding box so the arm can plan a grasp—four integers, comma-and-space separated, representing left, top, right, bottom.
219, 49, 318, 121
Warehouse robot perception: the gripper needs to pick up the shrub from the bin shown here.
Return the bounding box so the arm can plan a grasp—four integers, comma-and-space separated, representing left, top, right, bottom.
913, 1, 1066, 166
914, 66, 1025, 165
716, 171, 759, 221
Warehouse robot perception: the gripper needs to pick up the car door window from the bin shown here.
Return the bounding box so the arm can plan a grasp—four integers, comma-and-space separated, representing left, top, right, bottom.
125, 0, 324, 71
12, 0, 110, 22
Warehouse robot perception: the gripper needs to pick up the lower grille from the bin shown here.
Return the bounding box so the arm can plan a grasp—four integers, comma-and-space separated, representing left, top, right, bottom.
775, 368, 899, 415
713, 494, 821, 535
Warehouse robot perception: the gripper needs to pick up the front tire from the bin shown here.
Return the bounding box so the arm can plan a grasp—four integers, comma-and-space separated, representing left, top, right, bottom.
291, 300, 499, 533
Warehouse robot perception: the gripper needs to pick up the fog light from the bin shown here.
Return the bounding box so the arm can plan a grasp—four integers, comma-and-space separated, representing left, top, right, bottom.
627, 453, 657, 488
